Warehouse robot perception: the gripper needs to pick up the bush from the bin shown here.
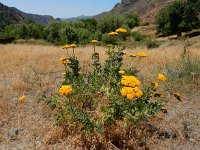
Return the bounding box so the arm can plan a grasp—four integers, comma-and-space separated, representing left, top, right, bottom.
97, 14, 125, 34
131, 32, 145, 41
146, 39, 160, 49
101, 33, 119, 44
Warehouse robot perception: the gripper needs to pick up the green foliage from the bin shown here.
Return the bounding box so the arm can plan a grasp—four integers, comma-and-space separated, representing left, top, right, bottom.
4, 21, 44, 39
97, 14, 125, 34
125, 14, 140, 29
146, 39, 160, 49
156, 0, 200, 37
59, 26, 78, 44
101, 33, 119, 44
131, 31, 145, 41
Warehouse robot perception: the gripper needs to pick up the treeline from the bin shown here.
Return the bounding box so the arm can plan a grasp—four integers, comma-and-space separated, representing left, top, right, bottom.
3, 14, 140, 45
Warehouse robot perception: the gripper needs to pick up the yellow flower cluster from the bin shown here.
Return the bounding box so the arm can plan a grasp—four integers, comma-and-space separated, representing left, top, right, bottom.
62, 44, 77, 49
91, 40, 98, 43
116, 27, 127, 33
62, 44, 71, 49
70, 44, 77, 48
19, 95, 25, 104
108, 32, 119, 36
158, 74, 167, 81
151, 82, 159, 88
121, 76, 143, 100
60, 57, 67, 64
59, 85, 72, 96
137, 52, 148, 57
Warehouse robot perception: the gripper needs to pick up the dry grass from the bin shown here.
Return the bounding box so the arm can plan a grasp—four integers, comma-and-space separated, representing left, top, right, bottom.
0, 37, 199, 149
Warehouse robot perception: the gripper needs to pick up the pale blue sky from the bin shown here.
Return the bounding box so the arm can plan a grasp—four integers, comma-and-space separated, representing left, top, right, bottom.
0, 0, 121, 18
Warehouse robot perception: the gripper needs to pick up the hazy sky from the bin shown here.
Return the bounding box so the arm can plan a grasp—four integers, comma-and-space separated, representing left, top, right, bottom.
0, 0, 121, 18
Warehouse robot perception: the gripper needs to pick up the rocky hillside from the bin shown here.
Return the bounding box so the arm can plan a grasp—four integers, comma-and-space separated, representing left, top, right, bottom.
97, 0, 173, 22
0, 2, 25, 32
11, 7, 54, 25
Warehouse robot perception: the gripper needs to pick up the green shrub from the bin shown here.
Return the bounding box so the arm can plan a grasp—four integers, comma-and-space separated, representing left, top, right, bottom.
131, 31, 145, 41
146, 39, 160, 49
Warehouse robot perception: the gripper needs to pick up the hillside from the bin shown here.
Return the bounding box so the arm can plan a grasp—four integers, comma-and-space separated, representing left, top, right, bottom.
11, 7, 54, 25
96, 0, 173, 22
0, 2, 25, 32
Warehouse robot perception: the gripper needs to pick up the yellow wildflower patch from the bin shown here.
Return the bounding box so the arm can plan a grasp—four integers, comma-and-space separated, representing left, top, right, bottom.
60, 57, 67, 64
59, 85, 72, 96
137, 52, 148, 57
108, 32, 119, 36
158, 74, 167, 81
91, 40, 98, 43
151, 82, 159, 88
19, 95, 25, 104
116, 28, 127, 33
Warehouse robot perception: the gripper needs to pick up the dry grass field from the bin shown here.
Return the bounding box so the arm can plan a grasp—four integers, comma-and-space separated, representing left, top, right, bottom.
0, 37, 199, 149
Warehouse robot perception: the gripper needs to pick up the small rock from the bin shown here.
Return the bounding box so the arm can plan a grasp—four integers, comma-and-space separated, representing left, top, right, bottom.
8, 128, 18, 140
167, 68, 182, 77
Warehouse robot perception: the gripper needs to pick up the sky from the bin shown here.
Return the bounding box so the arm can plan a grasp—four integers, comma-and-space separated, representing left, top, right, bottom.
0, 0, 121, 18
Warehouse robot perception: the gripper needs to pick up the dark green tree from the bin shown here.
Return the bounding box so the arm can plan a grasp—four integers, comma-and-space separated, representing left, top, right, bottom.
156, 0, 200, 37
125, 14, 140, 28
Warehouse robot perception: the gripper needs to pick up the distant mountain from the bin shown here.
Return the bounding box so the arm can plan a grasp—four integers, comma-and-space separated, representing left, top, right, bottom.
0, 2, 25, 32
11, 7, 54, 25
58, 15, 92, 21
96, 0, 172, 22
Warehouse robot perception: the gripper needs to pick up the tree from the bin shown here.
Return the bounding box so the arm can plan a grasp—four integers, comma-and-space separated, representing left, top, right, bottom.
125, 14, 140, 28
97, 15, 125, 34
156, 0, 200, 37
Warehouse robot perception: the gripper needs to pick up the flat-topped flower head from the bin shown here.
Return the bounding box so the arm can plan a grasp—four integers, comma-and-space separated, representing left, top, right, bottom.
151, 82, 159, 88
116, 28, 127, 33
62, 45, 71, 49
59, 85, 72, 96
70, 44, 77, 48
60, 57, 67, 64
91, 40, 98, 43
19, 95, 25, 104
108, 32, 119, 36
158, 74, 167, 81
137, 52, 148, 57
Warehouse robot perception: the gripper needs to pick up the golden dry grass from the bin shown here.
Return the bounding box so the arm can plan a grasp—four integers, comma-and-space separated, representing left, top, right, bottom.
0, 38, 199, 149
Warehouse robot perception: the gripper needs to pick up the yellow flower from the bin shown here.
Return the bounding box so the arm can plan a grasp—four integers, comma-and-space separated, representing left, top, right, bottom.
60, 57, 67, 64
59, 85, 72, 96
116, 28, 127, 33
118, 70, 125, 75
174, 93, 182, 102
151, 82, 159, 88
91, 40, 98, 43
137, 52, 148, 57
127, 93, 136, 100
108, 32, 119, 36
158, 74, 167, 81
70, 44, 77, 48
62, 45, 71, 49
19, 95, 25, 104
135, 90, 143, 98
133, 86, 139, 92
